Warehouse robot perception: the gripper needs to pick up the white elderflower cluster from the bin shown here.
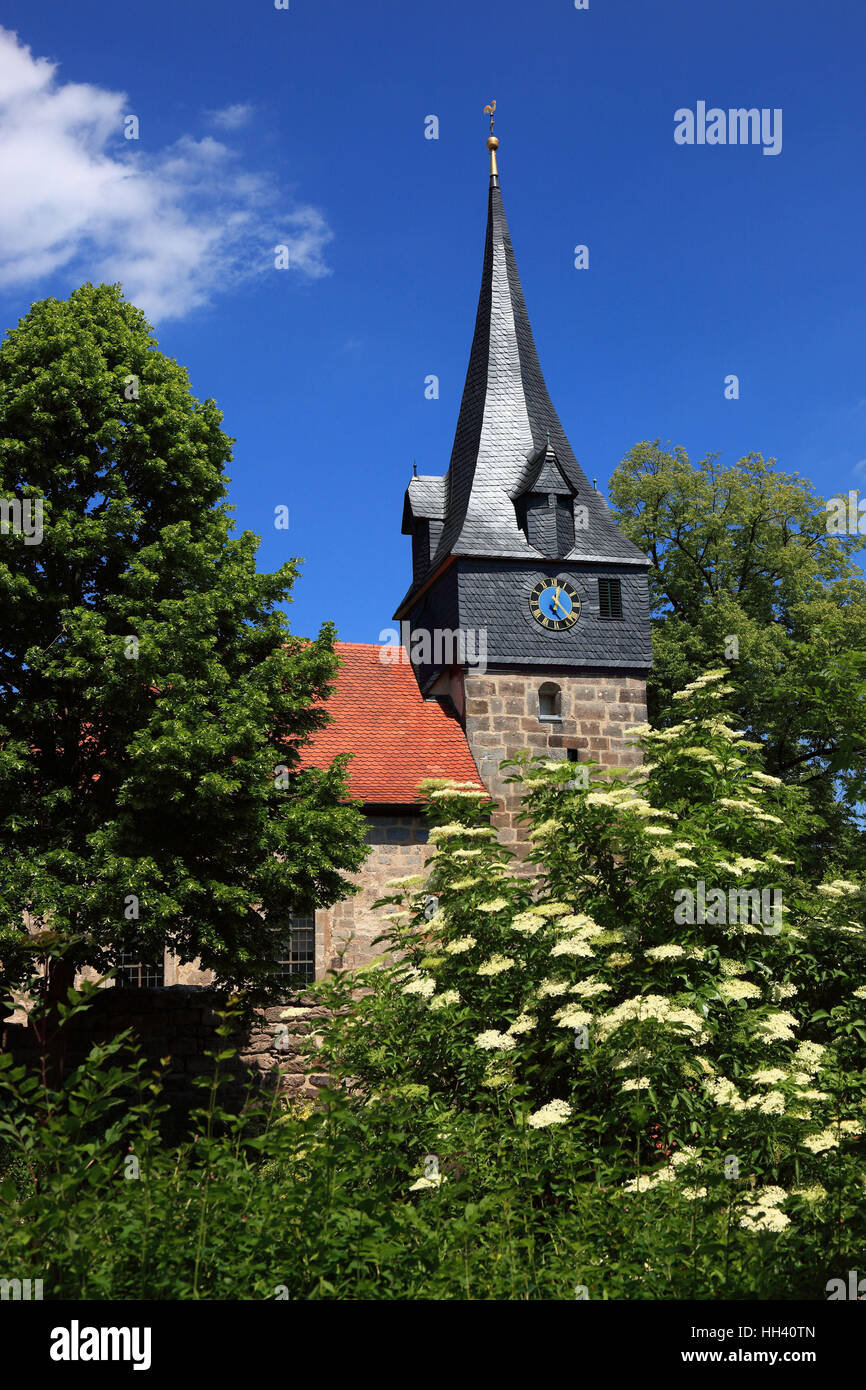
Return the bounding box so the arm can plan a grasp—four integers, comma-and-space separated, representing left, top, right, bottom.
428, 824, 496, 842
585, 790, 625, 808
718, 978, 762, 1001
475, 1030, 516, 1052
527, 1099, 572, 1129
510, 912, 545, 935
551, 937, 595, 958
750, 1068, 789, 1085
744, 1090, 786, 1115
408, 1174, 446, 1191
739, 1207, 790, 1234
449, 877, 478, 893
570, 978, 612, 998
854, 985, 866, 1000
819, 879, 862, 897
754, 1011, 799, 1043
477, 897, 510, 913
553, 1004, 593, 1030
595, 993, 682, 1040
538, 978, 570, 997
385, 874, 427, 889
739, 1186, 791, 1234
428, 786, 486, 799
645, 825, 673, 837
507, 1013, 536, 1035
530, 819, 563, 840
444, 935, 476, 954
706, 1075, 744, 1110
622, 1174, 658, 1193
558, 913, 602, 934
607, 951, 633, 967
801, 1130, 839, 1154
769, 981, 798, 1001
620, 1076, 650, 1092
429, 990, 460, 1011
477, 954, 515, 976
792, 1185, 827, 1203
645, 944, 686, 960
667, 1007, 709, 1040
765, 853, 795, 866
401, 976, 436, 998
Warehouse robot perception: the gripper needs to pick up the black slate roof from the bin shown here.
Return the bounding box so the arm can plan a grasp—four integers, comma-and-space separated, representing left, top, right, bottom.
396, 162, 648, 614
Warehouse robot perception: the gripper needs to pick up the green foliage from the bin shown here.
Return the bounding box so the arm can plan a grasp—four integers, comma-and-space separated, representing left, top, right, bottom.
0, 284, 368, 991
608, 442, 866, 868
2, 675, 864, 1299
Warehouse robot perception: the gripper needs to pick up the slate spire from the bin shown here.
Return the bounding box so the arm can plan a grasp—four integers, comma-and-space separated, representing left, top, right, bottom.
400, 125, 647, 610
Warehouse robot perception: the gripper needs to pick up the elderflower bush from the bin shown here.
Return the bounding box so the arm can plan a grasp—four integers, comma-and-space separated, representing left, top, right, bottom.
313, 678, 866, 1290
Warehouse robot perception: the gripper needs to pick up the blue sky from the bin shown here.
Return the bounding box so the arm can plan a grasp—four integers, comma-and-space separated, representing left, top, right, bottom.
1, 0, 864, 642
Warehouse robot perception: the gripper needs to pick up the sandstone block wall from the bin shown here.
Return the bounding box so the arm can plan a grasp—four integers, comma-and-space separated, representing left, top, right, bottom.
463, 668, 647, 848
317, 813, 431, 972
1, 986, 334, 1128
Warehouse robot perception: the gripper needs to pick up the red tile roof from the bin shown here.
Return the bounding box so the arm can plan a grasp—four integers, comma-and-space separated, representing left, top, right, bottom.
297, 643, 484, 804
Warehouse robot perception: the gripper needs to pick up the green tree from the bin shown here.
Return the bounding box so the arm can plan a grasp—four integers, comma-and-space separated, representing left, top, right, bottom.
608, 442, 866, 868
0, 283, 367, 1005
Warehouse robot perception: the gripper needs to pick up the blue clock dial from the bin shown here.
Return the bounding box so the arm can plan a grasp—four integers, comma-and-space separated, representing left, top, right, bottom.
529, 578, 581, 631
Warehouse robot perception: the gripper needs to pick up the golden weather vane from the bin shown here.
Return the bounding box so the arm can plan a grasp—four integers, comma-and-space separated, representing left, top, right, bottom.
484, 101, 499, 179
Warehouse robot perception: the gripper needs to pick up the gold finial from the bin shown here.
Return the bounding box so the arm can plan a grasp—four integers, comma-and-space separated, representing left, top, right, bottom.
483, 100, 499, 179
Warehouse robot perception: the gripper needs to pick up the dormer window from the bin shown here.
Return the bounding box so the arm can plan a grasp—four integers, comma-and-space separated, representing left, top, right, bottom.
514, 439, 576, 558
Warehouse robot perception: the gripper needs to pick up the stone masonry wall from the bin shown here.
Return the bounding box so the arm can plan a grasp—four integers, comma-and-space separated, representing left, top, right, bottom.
317, 813, 431, 972
1, 986, 336, 1130
463, 669, 648, 850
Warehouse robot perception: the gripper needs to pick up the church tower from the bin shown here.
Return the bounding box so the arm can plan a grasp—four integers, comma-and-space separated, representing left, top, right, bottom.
395, 120, 652, 848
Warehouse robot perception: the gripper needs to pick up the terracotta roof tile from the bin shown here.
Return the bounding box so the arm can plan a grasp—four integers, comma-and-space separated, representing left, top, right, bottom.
297, 643, 484, 804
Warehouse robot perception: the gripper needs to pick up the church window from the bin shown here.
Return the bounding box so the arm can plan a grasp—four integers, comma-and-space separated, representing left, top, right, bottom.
115, 948, 164, 989
273, 914, 316, 987
598, 578, 623, 620
538, 682, 562, 721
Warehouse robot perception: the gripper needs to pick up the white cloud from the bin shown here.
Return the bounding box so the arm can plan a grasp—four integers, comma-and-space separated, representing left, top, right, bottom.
0, 29, 333, 320
207, 103, 254, 130
853, 459, 866, 476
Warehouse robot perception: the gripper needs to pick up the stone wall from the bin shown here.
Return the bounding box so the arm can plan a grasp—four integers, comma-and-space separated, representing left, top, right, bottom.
1, 986, 333, 1132
316, 812, 431, 972
463, 668, 647, 849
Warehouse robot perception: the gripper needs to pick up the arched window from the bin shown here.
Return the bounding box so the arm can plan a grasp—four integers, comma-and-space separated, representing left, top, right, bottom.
538, 682, 562, 721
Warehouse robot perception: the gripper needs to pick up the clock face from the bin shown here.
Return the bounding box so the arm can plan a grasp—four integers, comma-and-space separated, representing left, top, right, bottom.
529, 578, 582, 630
